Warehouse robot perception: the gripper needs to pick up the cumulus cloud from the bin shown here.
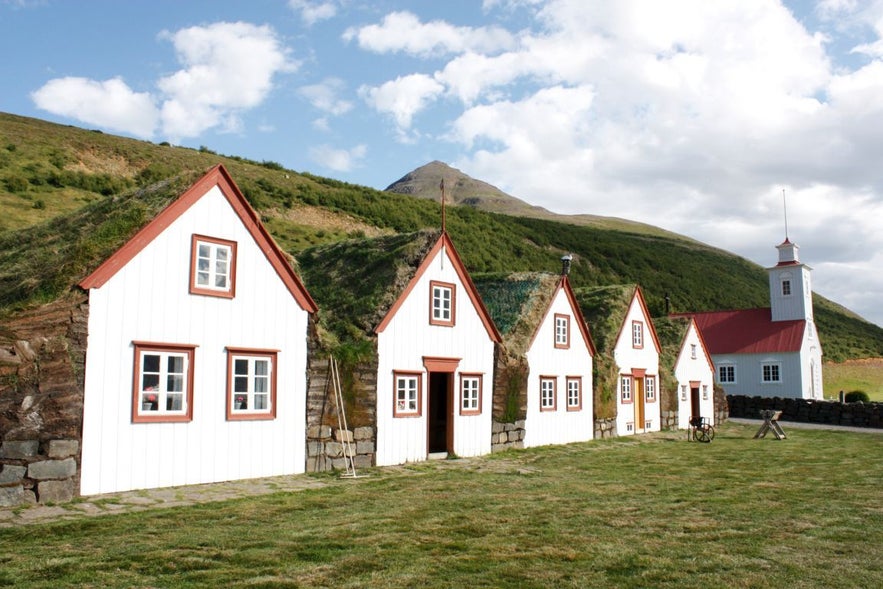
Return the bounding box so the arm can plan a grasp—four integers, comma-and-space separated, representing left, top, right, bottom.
31, 77, 158, 137
343, 11, 515, 57
309, 144, 367, 172
358, 74, 444, 133
31, 21, 294, 141
288, 0, 338, 26
298, 77, 353, 116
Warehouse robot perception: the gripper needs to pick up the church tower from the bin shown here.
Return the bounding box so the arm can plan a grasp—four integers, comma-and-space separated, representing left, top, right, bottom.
767, 238, 813, 324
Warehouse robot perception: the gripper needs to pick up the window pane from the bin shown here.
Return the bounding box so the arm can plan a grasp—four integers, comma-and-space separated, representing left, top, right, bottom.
255, 394, 268, 410
234, 359, 248, 375
216, 248, 228, 261
143, 354, 160, 373
167, 394, 182, 411
167, 356, 183, 374
255, 376, 268, 393
167, 374, 183, 392
142, 374, 159, 391
234, 376, 248, 393
198, 244, 211, 258
255, 360, 268, 376
198, 257, 210, 271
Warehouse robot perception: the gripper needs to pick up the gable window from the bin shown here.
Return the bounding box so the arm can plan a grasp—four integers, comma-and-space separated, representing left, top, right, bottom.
621, 376, 632, 403
460, 374, 482, 416
190, 235, 237, 298
782, 279, 792, 296
393, 372, 422, 417
719, 365, 736, 384
566, 377, 582, 411
554, 314, 570, 349
645, 376, 656, 402
429, 281, 456, 326
762, 363, 781, 383
227, 348, 277, 420
690, 344, 697, 359
632, 321, 644, 349
540, 377, 557, 411
132, 342, 195, 423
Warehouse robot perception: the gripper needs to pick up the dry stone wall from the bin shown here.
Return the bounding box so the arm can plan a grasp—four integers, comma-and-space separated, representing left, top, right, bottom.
491, 420, 525, 452
728, 395, 881, 428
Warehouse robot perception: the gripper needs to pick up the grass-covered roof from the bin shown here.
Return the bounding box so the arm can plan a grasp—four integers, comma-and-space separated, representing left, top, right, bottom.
573, 284, 637, 356
654, 316, 694, 373
297, 229, 441, 347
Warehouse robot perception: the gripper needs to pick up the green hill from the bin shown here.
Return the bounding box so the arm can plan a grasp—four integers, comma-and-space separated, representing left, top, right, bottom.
1, 111, 881, 362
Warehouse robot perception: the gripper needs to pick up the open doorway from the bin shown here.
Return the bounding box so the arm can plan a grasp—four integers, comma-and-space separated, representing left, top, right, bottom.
427, 372, 452, 455
690, 385, 701, 420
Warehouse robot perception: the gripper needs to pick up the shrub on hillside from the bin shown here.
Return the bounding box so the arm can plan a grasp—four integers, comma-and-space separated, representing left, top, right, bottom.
844, 390, 870, 403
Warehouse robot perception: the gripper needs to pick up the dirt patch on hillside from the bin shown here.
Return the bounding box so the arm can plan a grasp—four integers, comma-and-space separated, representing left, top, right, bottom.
831, 357, 883, 368
68, 149, 139, 178
271, 204, 389, 237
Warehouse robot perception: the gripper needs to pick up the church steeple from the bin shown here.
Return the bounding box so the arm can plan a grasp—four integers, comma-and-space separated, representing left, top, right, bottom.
768, 237, 813, 323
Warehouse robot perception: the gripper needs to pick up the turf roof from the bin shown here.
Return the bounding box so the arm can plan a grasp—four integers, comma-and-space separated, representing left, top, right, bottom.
572, 284, 637, 356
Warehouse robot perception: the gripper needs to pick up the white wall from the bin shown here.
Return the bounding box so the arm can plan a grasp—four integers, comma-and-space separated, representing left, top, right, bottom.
523, 288, 594, 447
613, 295, 660, 436
80, 186, 310, 495
712, 351, 805, 399
375, 244, 495, 466
674, 323, 716, 429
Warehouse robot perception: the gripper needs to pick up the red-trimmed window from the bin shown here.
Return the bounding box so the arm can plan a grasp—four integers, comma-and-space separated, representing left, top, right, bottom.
554, 314, 570, 349
690, 344, 697, 359
540, 377, 557, 411
190, 234, 237, 298
632, 321, 644, 349
132, 342, 195, 423
621, 376, 632, 403
645, 376, 656, 402
227, 348, 277, 420
460, 374, 482, 416
394, 372, 422, 417
429, 281, 456, 326
566, 377, 582, 411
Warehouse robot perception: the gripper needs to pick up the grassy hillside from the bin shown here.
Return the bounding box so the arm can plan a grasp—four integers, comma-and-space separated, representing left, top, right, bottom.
1, 111, 882, 362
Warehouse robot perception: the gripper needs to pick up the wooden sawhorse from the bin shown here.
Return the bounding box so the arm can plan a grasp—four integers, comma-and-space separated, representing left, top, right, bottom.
754, 409, 786, 440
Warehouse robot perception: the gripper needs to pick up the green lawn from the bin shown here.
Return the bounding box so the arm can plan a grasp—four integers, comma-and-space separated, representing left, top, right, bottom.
1, 422, 881, 588
824, 358, 883, 401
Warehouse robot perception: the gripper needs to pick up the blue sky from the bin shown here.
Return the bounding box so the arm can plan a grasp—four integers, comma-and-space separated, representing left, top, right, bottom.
2, 0, 883, 328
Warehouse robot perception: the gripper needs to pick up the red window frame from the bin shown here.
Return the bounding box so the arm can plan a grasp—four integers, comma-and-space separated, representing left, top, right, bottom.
566, 376, 582, 411
645, 376, 656, 403
459, 373, 483, 416
132, 342, 196, 424
631, 320, 644, 349
620, 375, 633, 404
554, 313, 570, 349
393, 371, 423, 418
190, 234, 237, 298
429, 280, 456, 326
226, 347, 278, 421
540, 376, 557, 412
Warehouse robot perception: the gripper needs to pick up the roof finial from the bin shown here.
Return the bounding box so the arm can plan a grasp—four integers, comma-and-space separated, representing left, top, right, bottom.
440, 178, 446, 233
561, 253, 572, 276
782, 188, 789, 242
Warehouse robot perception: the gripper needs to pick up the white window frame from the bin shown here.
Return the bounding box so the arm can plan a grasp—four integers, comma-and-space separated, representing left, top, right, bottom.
554, 314, 570, 349
719, 365, 736, 384
132, 342, 195, 423
540, 377, 557, 411
566, 377, 581, 411
690, 344, 697, 359
762, 362, 781, 383
632, 321, 644, 349
460, 374, 482, 416
429, 281, 455, 326
645, 376, 656, 402
394, 372, 422, 417
227, 349, 277, 420
190, 235, 236, 298
621, 376, 632, 403
782, 278, 792, 296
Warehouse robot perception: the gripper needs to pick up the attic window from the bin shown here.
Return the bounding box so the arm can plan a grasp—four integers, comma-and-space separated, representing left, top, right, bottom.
782, 279, 792, 296
690, 344, 697, 359
429, 281, 456, 326
554, 314, 570, 349
632, 321, 644, 349
190, 235, 237, 298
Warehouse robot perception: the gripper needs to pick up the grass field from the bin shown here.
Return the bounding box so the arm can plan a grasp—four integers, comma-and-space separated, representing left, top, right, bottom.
0, 422, 881, 588
824, 358, 883, 401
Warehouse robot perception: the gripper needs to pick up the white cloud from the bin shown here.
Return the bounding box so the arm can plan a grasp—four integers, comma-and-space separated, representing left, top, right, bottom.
343, 11, 515, 57
157, 22, 296, 140
358, 74, 444, 133
309, 144, 367, 172
288, 0, 338, 26
298, 77, 353, 116
31, 77, 158, 137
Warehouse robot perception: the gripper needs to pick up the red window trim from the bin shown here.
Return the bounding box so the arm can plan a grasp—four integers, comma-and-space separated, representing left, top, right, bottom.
225, 347, 279, 421
554, 313, 571, 349
459, 373, 483, 416
644, 375, 657, 403
428, 280, 456, 327
190, 234, 237, 299
393, 371, 423, 418
631, 320, 644, 349
132, 341, 196, 424
620, 375, 633, 405
565, 376, 582, 411
539, 375, 557, 412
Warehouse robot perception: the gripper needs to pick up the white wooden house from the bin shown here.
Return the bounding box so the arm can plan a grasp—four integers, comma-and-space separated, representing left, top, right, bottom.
674, 238, 823, 400
373, 231, 501, 465
77, 165, 317, 495
657, 316, 716, 428
476, 270, 595, 448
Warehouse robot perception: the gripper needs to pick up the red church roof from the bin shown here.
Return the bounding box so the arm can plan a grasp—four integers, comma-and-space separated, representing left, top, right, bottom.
673, 308, 805, 355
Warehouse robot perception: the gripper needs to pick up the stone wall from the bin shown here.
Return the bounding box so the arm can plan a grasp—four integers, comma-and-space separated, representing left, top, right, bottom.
306, 425, 375, 473
0, 294, 87, 506
491, 420, 526, 452
594, 417, 617, 438
727, 395, 882, 428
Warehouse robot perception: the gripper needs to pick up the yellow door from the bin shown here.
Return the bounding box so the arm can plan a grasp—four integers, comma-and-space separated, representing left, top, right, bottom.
634, 377, 645, 431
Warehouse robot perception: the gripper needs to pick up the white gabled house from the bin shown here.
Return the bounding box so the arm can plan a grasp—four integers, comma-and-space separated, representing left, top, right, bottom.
78, 165, 317, 495
373, 231, 501, 465
656, 316, 716, 429
611, 287, 662, 436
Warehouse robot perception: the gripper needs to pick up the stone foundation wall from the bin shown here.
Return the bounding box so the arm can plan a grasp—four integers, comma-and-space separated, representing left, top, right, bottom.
306, 425, 375, 472
660, 410, 679, 430
0, 295, 88, 507
491, 420, 526, 452
594, 417, 617, 439
728, 395, 882, 428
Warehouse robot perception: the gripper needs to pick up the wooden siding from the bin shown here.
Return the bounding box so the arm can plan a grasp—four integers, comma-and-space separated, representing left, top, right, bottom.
80, 186, 310, 495
674, 322, 716, 428
523, 288, 594, 447
375, 245, 494, 466
613, 293, 660, 436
